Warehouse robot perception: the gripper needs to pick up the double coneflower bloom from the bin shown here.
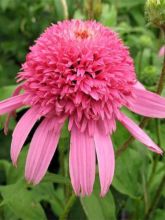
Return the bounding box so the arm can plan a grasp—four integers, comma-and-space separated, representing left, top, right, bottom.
0, 20, 164, 196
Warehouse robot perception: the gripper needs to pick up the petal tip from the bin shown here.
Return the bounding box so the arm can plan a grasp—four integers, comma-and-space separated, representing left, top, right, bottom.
25, 175, 38, 186
11, 156, 18, 167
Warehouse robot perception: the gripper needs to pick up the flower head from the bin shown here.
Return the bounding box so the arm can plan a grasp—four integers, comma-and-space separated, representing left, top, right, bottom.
145, 0, 165, 28
0, 20, 164, 196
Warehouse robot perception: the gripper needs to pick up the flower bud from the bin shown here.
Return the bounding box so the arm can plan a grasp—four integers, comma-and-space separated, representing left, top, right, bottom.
139, 35, 153, 48
145, 0, 165, 29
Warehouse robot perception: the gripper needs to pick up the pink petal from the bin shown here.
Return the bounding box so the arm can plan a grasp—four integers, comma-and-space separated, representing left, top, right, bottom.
4, 85, 23, 135
94, 122, 115, 197
134, 81, 146, 90
127, 87, 165, 118
159, 46, 165, 57
11, 106, 40, 166
69, 123, 96, 196
118, 112, 163, 154
0, 94, 25, 115
25, 116, 65, 184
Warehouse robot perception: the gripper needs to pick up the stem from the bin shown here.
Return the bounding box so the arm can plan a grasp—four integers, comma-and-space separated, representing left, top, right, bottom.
141, 170, 149, 213
86, 0, 94, 19
146, 120, 161, 197
138, 48, 144, 76
61, 0, 69, 19
145, 174, 165, 219
115, 0, 119, 11
59, 194, 77, 220
59, 148, 65, 177
155, 119, 161, 146
156, 29, 165, 94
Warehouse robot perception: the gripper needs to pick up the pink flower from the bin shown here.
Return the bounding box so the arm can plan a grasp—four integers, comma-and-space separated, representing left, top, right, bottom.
0, 20, 164, 196
159, 45, 165, 57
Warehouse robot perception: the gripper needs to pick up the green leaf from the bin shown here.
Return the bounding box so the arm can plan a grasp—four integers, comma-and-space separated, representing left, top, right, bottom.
81, 181, 116, 220
32, 182, 64, 216
110, 0, 144, 8
148, 161, 165, 194
68, 199, 87, 220
6, 146, 28, 184
0, 180, 46, 220
0, 160, 11, 175
112, 148, 143, 199
0, 0, 11, 11
151, 209, 165, 220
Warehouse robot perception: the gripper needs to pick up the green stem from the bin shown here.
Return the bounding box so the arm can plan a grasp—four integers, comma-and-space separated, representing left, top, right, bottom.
147, 120, 162, 187
156, 29, 165, 94
141, 170, 149, 213
59, 148, 65, 177
115, 0, 119, 11
155, 119, 161, 146
145, 174, 165, 219
85, 0, 94, 19
61, 0, 69, 19
138, 48, 144, 76
59, 194, 77, 220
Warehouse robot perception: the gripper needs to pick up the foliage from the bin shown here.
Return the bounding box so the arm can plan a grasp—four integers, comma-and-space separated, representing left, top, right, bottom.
0, 0, 165, 219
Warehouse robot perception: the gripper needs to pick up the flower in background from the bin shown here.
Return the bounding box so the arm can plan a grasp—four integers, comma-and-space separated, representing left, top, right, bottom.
145, 0, 165, 28
159, 45, 165, 57
0, 20, 164, 196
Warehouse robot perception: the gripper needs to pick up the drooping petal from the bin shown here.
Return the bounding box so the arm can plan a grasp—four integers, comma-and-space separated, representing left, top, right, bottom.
4, 85, 23, 135
0, 94, 25, 115
11, 106, 40, 165
94, 121, 115, 197
118, 112, 163, 154
127, 87, 165, 118
69, 123, 96, 196
25, 116, 65, 184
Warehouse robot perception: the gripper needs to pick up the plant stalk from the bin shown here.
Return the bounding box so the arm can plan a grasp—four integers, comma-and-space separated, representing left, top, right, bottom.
59, 194, 77, 220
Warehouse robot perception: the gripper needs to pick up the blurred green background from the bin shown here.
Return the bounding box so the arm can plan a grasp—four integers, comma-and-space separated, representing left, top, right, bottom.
0, 0, 165, 220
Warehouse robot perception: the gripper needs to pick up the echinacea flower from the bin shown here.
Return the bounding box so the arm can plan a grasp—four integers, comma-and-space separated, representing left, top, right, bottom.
0, 20, 164, 196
